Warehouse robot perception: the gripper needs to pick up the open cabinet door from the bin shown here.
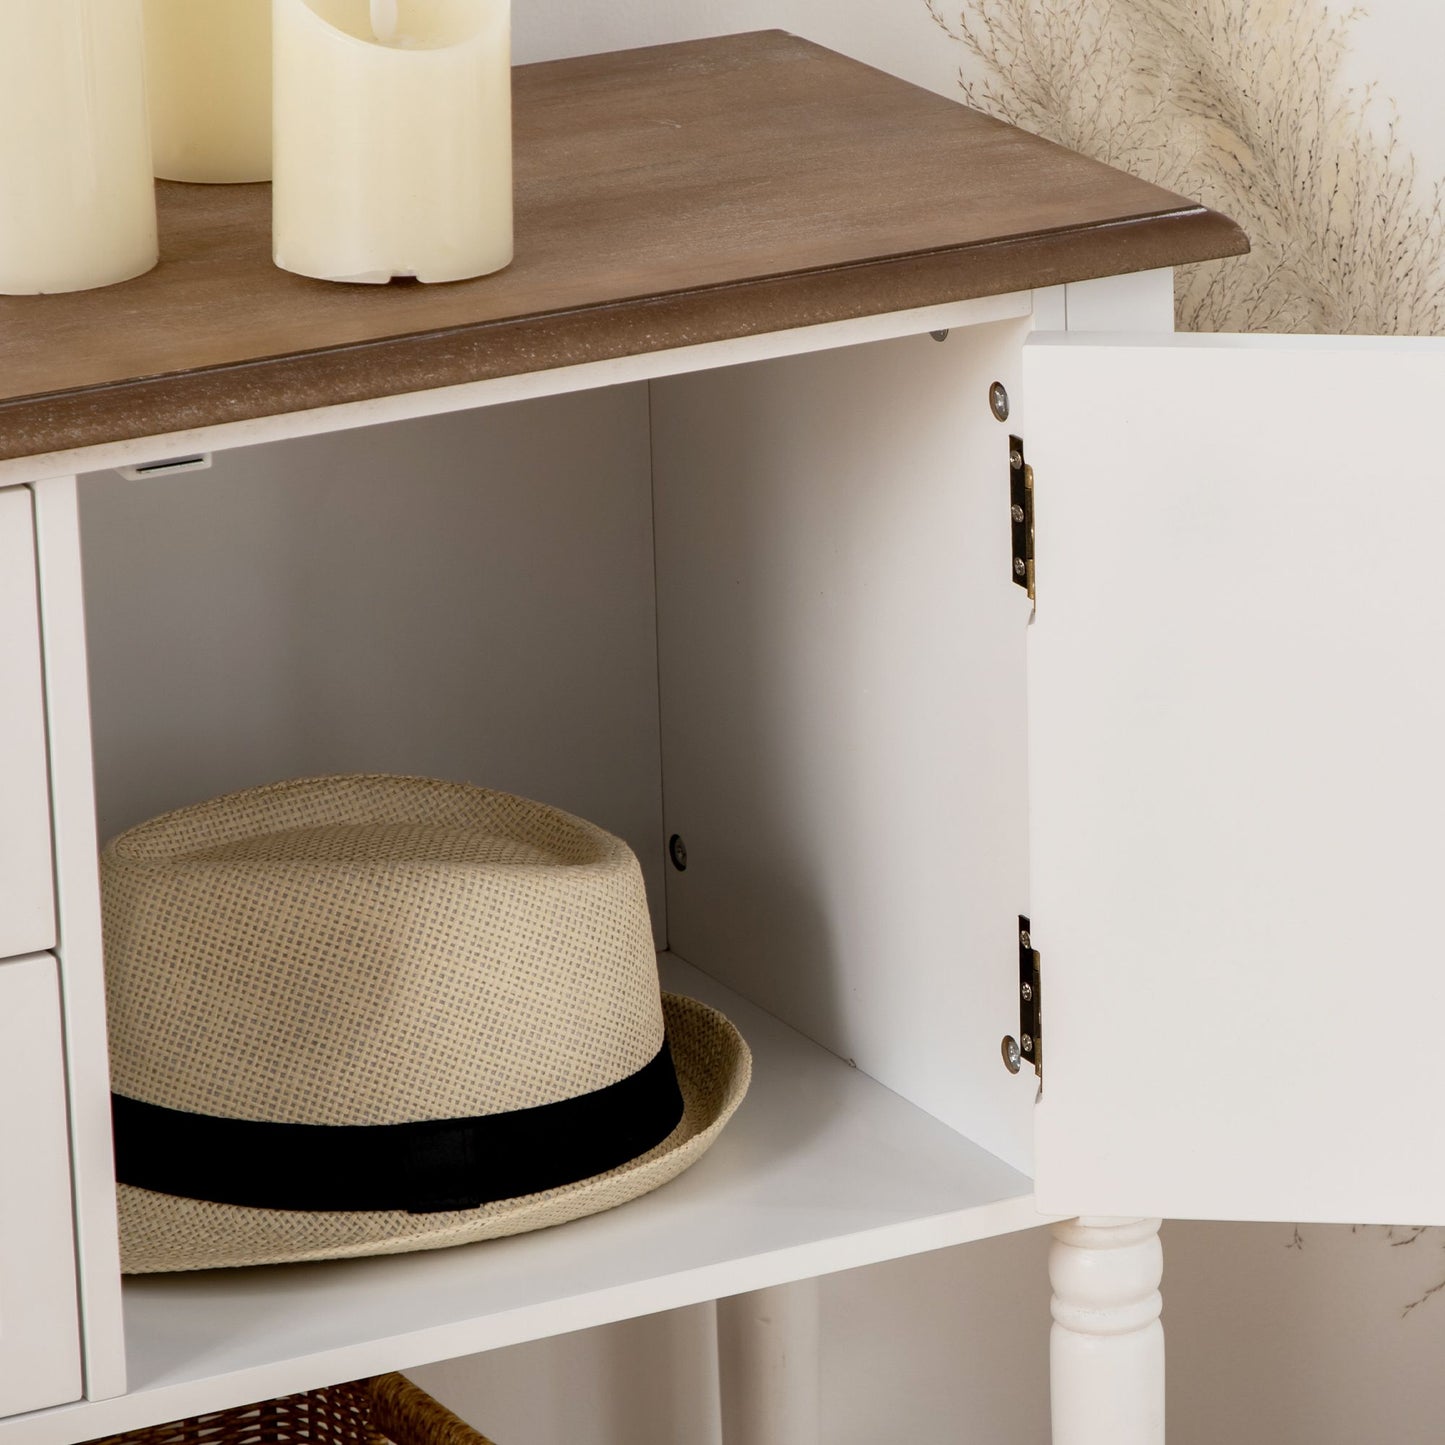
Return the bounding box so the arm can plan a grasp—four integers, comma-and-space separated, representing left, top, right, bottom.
1026, 332, 1445, 1225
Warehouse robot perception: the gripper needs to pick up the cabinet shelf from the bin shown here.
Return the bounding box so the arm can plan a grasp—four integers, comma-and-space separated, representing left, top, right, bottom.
6, 954, 1035, 1445
0, 30, 1244, 466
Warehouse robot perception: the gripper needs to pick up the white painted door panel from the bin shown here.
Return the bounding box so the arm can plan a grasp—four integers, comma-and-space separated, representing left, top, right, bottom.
1027, 333, 1445, 1224
0, 953, 82, 1415
0, 486, 55, 959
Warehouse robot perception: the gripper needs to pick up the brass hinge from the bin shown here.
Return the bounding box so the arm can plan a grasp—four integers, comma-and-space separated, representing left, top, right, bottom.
1009, 435, 1035, 601
1002, 915, 1041, 1077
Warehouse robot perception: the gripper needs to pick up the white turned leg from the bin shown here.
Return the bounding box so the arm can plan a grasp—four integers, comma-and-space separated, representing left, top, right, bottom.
1050, 1217, 1165, 1445
716, 1279, 820, 1445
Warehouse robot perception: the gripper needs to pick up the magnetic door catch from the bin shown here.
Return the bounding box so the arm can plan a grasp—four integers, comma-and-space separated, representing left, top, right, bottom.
115, 454, 213, 480
1009, 434, 1035, 601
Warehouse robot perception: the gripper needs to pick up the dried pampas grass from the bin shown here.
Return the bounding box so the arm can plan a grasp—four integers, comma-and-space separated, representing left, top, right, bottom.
926, 0, 1445, 335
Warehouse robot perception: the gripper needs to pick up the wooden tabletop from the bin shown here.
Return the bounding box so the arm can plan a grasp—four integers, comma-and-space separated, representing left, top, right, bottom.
0, 30, 1246, 463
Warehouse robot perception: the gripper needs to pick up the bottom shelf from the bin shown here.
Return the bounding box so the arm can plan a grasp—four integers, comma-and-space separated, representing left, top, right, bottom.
10, 954, 1040, 1445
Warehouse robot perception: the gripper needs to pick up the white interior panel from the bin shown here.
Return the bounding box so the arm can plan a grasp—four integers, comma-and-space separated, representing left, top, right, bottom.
652, 320, 1036, 1174
0, 954, 82, 1416
0, 486, 55, 958
1027, 333, 1445, 1224
78, 388, 667, 938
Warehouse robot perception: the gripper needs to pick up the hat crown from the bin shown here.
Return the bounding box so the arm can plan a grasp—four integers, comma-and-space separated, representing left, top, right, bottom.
103, 774, 663, 1128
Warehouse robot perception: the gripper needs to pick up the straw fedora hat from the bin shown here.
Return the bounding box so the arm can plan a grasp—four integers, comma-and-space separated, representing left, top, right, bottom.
102, 773, 749, 1274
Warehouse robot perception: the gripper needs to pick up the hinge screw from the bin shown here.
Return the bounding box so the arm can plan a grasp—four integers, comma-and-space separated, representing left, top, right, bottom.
1013, 557, 1026, 578
1020, 929, 1031, 948
1001, 1035, 1022, 1073
1009, 448, 1023, 471
1021, 1034, 1034, 1054
668, 834, 688, 872
1020, 981, 1033, 1001
990, 381, 1011, 422
1010, 504, 1025, 523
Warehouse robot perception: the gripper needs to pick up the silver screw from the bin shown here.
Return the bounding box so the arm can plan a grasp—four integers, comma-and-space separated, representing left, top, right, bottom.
1014, 558, 1026, 577
1021, 982, 1033, 1002
1001, 1036, 1022, 1074
1009, 449, 1023, 471
1021, 1033, 1034, 1054
990, 381, 1011, 422
1011, 504, 1025, 523
1020, 929, 1031, 949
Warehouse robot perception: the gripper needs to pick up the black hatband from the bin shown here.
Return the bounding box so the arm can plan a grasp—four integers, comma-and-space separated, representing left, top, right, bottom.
112, 1038, 684, 1214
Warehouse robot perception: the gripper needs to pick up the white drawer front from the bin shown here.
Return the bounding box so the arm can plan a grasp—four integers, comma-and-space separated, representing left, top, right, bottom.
0, 487, 55, 958
0, 953, 82, 1416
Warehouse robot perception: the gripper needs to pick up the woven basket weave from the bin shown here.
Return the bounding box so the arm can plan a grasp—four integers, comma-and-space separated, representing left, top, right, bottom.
82, 1373, 497, 1445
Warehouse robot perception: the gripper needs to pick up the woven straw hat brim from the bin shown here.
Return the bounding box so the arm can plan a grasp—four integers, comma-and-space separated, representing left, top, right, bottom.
117, 993, 749, 1274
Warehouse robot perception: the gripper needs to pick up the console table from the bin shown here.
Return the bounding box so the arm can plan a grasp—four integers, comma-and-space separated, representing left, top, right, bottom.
2, 29, 1438, 1445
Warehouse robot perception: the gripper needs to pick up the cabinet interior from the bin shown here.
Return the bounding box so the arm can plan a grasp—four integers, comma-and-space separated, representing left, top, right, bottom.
26, 312, 1042, 1443
81, 313, 1036, 1174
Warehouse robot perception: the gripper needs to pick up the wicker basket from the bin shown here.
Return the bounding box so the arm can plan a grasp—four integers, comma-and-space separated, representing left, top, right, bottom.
83, 1373, 497, 1445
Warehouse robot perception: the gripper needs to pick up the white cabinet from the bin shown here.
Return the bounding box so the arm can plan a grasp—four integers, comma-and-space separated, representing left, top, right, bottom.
5, 299, 1061, 1445
11, 291, 1441, 1445
0, 29, 1439, 1445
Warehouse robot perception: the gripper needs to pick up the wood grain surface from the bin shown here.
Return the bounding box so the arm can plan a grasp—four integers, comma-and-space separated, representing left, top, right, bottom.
0, 31, 1247, 462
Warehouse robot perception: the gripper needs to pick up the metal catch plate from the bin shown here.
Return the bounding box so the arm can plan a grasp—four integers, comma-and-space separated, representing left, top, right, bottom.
1018, 914, 1041, 1076
1008, 434, 1035, 601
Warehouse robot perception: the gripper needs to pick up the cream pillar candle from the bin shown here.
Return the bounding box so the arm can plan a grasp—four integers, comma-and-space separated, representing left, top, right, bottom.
0, 1, 157, 295
145, 0, 272, 182
273, 0, 513, 284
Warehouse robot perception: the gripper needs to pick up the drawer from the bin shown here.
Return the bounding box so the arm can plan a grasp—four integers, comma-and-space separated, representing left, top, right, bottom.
0, 487, 55, 959
0, 953, 82, 1416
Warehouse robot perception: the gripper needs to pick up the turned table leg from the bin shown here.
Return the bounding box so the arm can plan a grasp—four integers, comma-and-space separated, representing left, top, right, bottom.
716, 1279, 820, 1445
1050, 1217, 1165, 1445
